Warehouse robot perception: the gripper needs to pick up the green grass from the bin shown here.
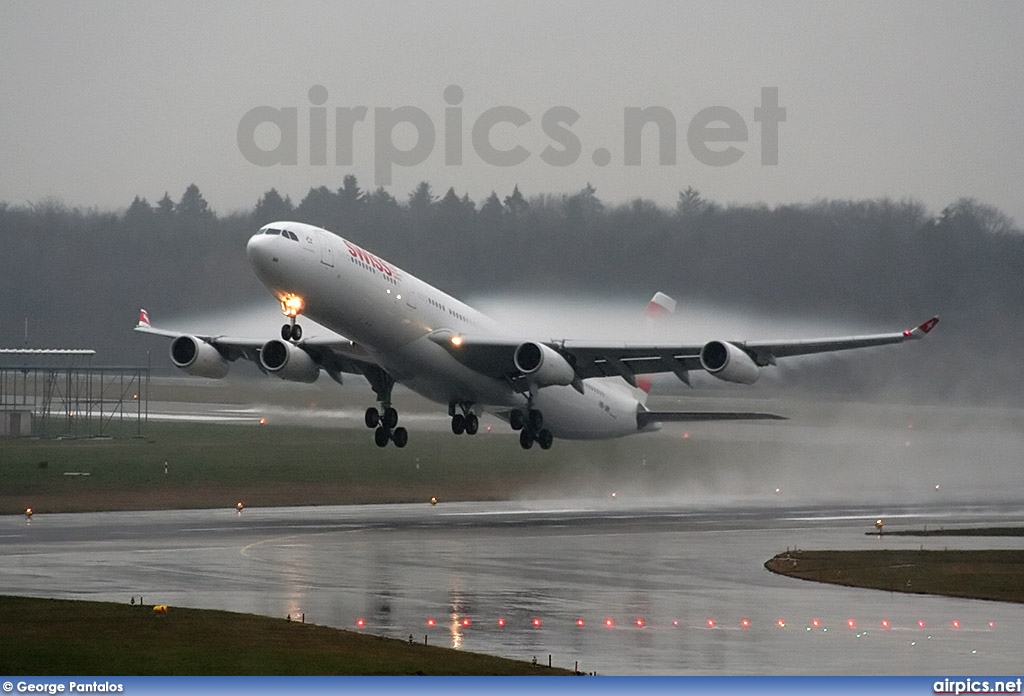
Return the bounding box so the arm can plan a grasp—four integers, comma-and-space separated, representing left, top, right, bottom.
765, 549, 1024, 603
0, 420, 701, 513
0, 595, 572, 675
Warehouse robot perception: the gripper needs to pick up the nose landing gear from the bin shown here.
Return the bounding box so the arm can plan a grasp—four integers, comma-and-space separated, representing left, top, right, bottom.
279, 293, 305, 341
281, 321, 302, 341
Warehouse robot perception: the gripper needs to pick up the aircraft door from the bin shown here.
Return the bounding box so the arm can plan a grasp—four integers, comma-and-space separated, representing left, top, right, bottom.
317, 230, 334, 267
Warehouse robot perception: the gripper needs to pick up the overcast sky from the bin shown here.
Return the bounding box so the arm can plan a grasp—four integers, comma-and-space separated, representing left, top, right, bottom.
2, 0, 1022, 223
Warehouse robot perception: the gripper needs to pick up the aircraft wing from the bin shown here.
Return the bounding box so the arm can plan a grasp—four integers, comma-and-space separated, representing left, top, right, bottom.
434, 316, 939, 388
134, 309, 380, 382
636, 410, 786, 427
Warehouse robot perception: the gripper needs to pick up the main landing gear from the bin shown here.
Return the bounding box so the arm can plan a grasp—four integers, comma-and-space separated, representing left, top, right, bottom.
365, 405, 408, 448
449, 402, 480, 436
363, 368, 407, 448
509, 408, 553, 450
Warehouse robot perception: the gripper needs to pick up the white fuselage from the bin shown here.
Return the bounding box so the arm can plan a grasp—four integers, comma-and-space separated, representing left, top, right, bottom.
246, 222, 648, 439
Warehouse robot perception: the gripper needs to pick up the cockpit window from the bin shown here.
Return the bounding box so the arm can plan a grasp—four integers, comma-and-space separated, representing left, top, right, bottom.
284, 230, 299, 241
265, 228, 282, 236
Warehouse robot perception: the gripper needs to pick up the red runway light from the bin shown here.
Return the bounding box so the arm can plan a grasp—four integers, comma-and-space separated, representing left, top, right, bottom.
989, 621, 995, 628
605, 618, 614, 627
532, 618, 541, 628
426, 618, 435, 627
777, 619, 786, 628
847, 619, 856, 628
672, 620, 679, 627
496, 618, 506, 627
461, 618, 471, 627
952, 620, 961, 629
635, 618, 645, 627
881, 619, 890, 628
706, 618, 716, 628
811, 618, 821, 628
918, 620, 926, 629
355, 618, 365, 627
740, 618, 751, 628
575, 618, 585, 627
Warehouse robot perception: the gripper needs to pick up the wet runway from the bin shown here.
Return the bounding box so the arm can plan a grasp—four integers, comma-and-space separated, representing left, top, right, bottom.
2, 501, 1023, 675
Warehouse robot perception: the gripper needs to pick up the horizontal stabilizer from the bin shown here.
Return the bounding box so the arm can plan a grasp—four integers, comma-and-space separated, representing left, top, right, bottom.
637, 411, 786, 428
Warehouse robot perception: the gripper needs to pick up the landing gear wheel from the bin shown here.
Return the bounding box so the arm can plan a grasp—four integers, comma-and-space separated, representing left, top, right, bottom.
392, 427, 408, 448
537, 429, 554, 450
374, 427, 390, 448
528, 409, 544, 432
291, 324, 302, 341
465, 413, 479, 435
509, 410, 525, 431
451, 413, 466, 435
519, 429, 534, 450
383, 407, 399, 429
364, 407, 380, 429
281, 324, 292, 340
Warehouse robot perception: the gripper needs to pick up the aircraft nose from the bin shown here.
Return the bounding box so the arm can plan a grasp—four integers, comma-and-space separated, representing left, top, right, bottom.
246, 230, 269, 261
246, 231, 278, 278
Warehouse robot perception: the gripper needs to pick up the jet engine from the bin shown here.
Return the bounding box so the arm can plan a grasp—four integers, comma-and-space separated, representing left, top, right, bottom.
169, 336, 229, 379
259, 339, 320, 383
699, 340, 760, 384
513, 341, 576, 387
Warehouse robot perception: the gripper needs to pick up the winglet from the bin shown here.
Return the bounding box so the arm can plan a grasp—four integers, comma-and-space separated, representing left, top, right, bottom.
644, 292, 677, 318
904, 316, 939, 339
137, 309, 152, 329
639, 292, 678, 395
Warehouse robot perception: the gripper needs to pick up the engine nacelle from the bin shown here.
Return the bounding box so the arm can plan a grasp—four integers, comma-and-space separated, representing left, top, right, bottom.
513, 341, 576, 387
169, 335, 229, 379
699, 340, 760, 385
259, 339, 320, 383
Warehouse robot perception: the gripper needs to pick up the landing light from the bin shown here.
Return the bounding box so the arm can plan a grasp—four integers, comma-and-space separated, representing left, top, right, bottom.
280, 294, 304, 318
450, 335, 463, 347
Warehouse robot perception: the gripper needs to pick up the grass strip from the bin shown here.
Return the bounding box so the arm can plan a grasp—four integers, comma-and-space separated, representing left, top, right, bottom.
0, 595, 573, 675
765, 549, 1024, 603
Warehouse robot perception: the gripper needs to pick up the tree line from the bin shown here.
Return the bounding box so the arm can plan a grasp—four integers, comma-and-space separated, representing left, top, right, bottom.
1, 178, 1020, 402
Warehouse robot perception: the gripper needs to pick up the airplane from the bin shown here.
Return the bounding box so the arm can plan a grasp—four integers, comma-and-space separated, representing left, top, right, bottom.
136, 220, 939, 450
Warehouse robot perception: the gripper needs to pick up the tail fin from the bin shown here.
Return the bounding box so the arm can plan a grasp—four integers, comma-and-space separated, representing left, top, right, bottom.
637, 292, 677, 397
137, 309, 152, 329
